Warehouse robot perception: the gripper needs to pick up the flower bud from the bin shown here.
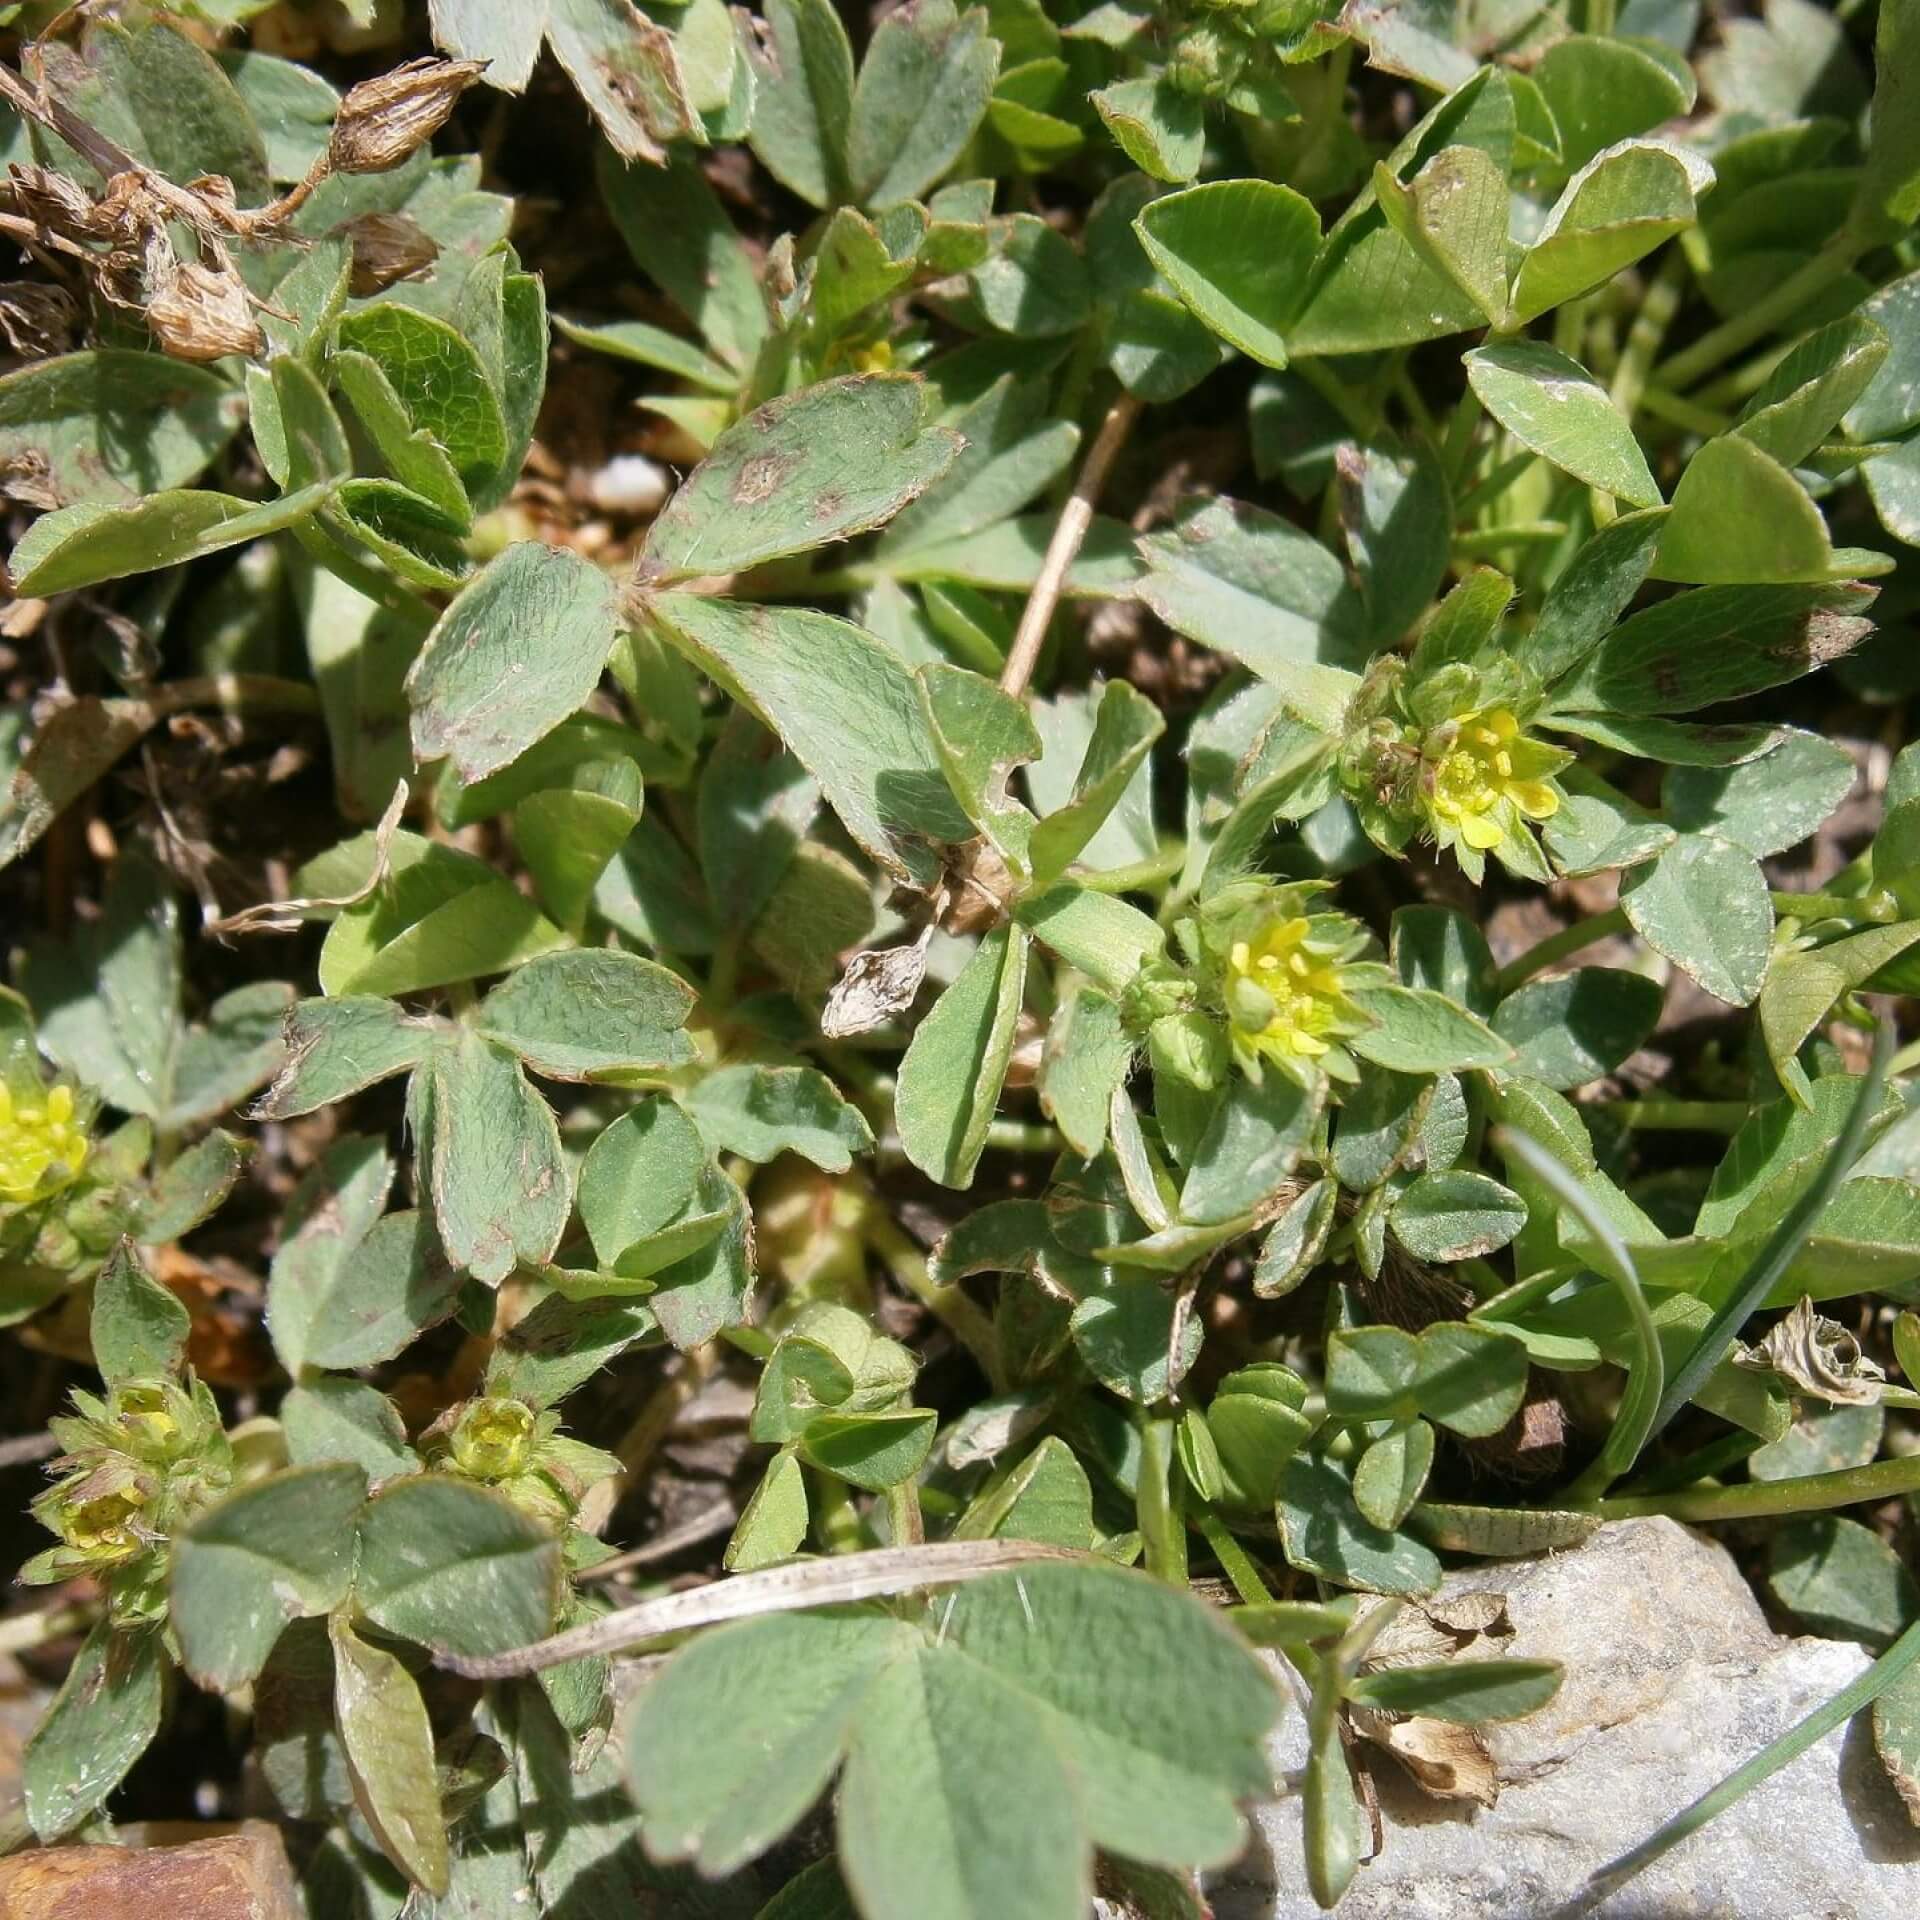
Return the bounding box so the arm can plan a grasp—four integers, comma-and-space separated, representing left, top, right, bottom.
448, 1395, 537, 1481
146, 259, 264, 364
329, 58, 486, 176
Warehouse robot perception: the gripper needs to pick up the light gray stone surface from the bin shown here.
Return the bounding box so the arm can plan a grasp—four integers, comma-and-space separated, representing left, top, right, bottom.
1210, 1516, 1920, 1919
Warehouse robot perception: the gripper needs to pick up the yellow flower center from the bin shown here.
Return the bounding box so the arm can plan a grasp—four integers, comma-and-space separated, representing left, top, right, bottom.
1225, 918, 1346, 1061
62, 1486, 147, 1555
450, 1397, 536, 1480
0, 1082, 88, 1205
1425, 709, 1560, 852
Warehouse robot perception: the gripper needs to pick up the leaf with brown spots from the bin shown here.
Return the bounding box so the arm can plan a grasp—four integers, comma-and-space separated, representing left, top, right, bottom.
640, 373, 963, 581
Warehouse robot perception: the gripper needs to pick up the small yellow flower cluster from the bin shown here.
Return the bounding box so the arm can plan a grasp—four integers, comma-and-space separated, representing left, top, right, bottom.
0, 1081, 88, 1205
24, 1376, 232, 1622
1423, 707, 1562, 857
431, 1393, 620, 1528
1195, 882, 1374, 1086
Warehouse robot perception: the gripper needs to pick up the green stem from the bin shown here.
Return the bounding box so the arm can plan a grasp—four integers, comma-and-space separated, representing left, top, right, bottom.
1609, 247, 1689, 424
886, 1479, 925, 1547
1073, 843, 1186, 895
1493, 908, 1629, 993
1456, 447, 1540, 514
1293, 356, 1376, 441
1601, 1099, 1749, 1134
1656, 238, 1864, 393
1614, 1426, 1761, 1498
810, 1468, 866, 1553
1195, 1507, 1274, 1607
1453, 521, 1567, 556
1137, 1412, 1189, 1587
1636, 385, 1734, 437
863, 1212, 1002, 1386
1596, 1450, 1920, 1521
1770, 888, 1899, 925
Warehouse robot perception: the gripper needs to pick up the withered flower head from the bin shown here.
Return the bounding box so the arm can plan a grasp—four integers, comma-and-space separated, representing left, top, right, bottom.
146, 258, 263, 364
3, 163, 103, 243
336, 210, 441, 296
329, 58, 486, 176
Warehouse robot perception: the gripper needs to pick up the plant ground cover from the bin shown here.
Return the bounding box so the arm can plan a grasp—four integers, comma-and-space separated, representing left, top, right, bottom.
0, 0, 1918, 1913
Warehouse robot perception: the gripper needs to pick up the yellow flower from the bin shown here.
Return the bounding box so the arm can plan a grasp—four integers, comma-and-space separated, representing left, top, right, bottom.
0, 1081, 88, 1205
1421, 708, 1563, 860
1214, 898, 1371, 1084
448, 1396, 537, 1481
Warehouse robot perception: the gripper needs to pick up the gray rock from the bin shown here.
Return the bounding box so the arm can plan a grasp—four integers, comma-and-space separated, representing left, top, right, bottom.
1211, 1516, 1920, 1920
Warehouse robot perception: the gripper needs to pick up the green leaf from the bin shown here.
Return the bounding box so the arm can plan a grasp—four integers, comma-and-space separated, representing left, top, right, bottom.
0, 351, 244, 508
643, 375, 961, 581
844, 0, 999, 208
1391, 1170, 1529, 1262
474, 948, 696, 1079
7, 484, 333, 598
1664, 728, 1856, 857
745, 0, 856, 207
1028, 681, 1165, 882
1093, 74, 1206, 183
331, 1614, 449, 1895
801, 1407, 938, 1491
1374, 145, 1509, 326
726, 1447, 811, 1571
552, 315, 736, 395
546, 0, 698, 161
416, 1031, 571, 1284
268, 1134, 462, 1375
1551, 581, 1877, 715
920, 663, 1041, 867
354, 1475, 559, 1659
1352, 1420, 1434, 1531
1040, 987, 1134, 1160
1347, 982, 1514, 1074
1340, 439, 1453, 646
219, 47, 338, 182
598, 143, 767, 372
1655, 435, 1840, 585
896, 926, 1030, 1189
1179, 1073, 1319, 1226
91, 1241, 190, 1388
683, 1064, 874, 1172
171, 1463, 367, 1690
334, 302, 507, 491
1465, 343, 1660, 507
699, 711, 820, 934
23, 1623, 164, 1840
1858, 0, 1920, 234
969, 215, 1090, 338
878, 376, 1080, 562
1508, 140, 1714, 325
1070, 1264, 1202, 1396
1620, 832, 1773, 1005
1492, 968, 1665, 1089
486, 1292, 657, 1407
1533, 33, 1692, 171
257, 996, 439, 1118
407, 541, 619, 784
1136, 495, 1367, 681
1276, 1449, 1442, 1595
1734, 314, 1891, 469
630, 1611, 918, 1873
650, 593, 967, 888
1016, 884, 1168, 994
1327, 1321, 1530, 1436
1521, 507, 1669, 687
575, 1095, 708, 1268
647, 1166, 755, 1351
1134, 181, 1322, 369
841, 1649, 1088, 1920
1768, 1515, 1918, 1647
282, 1377, 419, 1481
1345, 1657, 1564, 1723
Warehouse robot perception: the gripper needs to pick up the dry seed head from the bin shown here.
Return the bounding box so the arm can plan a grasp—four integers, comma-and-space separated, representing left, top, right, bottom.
146, 258, 264, 363
336, 209, 441, 295
329, 58, 486, 175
